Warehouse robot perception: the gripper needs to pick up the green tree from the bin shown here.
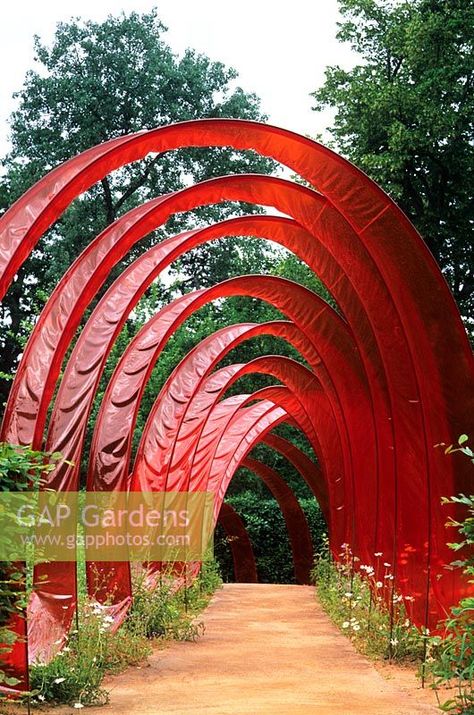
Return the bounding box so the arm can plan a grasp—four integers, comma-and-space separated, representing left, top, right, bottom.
0, 9, 274, 404
312, 0, 473, 326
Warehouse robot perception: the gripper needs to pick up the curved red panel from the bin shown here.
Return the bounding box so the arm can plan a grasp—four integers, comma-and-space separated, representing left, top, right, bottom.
217, 502, 258, 583
243, 457, 314, 585
89, 385, 324, 619
262, 434, 329, 522
130, 322, 342, 505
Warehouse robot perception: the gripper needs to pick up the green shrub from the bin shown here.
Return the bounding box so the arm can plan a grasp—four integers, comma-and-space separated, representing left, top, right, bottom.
129, 556, 221, 641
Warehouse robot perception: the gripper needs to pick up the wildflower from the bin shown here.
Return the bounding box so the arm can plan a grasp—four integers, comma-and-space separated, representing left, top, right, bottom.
353, 624, 361, 631
54, 638, 63, 645
74, 704, 84, 710
404, 619, 410, 627
404, 595, 415, 602
344, 592, 353, 599
62, 646, 71, 652
38, 695, 45, 702
103, 615, 114, 624
383, 562, 391, 568
342, 621, 350, 629
53, 677, 66, 684
384, 574, 394, 580
390, 638, 399, 646
375, 581, 383, 588
374, 552, 383, 557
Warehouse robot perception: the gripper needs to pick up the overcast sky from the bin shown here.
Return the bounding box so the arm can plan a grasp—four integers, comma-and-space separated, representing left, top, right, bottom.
0, 0, 356, 157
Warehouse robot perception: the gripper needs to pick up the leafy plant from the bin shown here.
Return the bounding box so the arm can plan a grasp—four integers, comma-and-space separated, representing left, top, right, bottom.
0, 443, 64, 691
129, 556, 221, 641
426, 435, 473, 714
29, 597, 150, 707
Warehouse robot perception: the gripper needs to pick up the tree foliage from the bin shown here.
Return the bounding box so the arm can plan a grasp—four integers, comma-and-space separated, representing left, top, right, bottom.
312, 0, 473, 325
215, 491, 326, 584
0, 9, 275, 402
0, 9, 339, 588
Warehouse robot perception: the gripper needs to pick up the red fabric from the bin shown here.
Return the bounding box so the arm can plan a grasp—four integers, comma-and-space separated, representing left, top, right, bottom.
262, 434, 329, 522
0, 119, 472, 692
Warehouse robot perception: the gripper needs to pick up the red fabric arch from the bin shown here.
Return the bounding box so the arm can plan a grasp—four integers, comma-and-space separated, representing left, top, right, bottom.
89, 324, 342, 605
0, 119, 472, 692
242, 457, 314, 585
262, 434, 328, 522
216, 502, 258, 584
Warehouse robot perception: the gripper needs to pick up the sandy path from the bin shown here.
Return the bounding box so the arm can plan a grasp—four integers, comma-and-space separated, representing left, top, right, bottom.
43, 584, 438, 714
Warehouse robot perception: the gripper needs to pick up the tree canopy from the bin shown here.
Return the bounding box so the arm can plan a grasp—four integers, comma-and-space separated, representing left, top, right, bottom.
312, 0, 473, 326
0, 9, 276, 400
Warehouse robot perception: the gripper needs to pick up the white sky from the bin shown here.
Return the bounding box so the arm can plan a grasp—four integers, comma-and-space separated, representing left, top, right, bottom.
0, 0, 356, 157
